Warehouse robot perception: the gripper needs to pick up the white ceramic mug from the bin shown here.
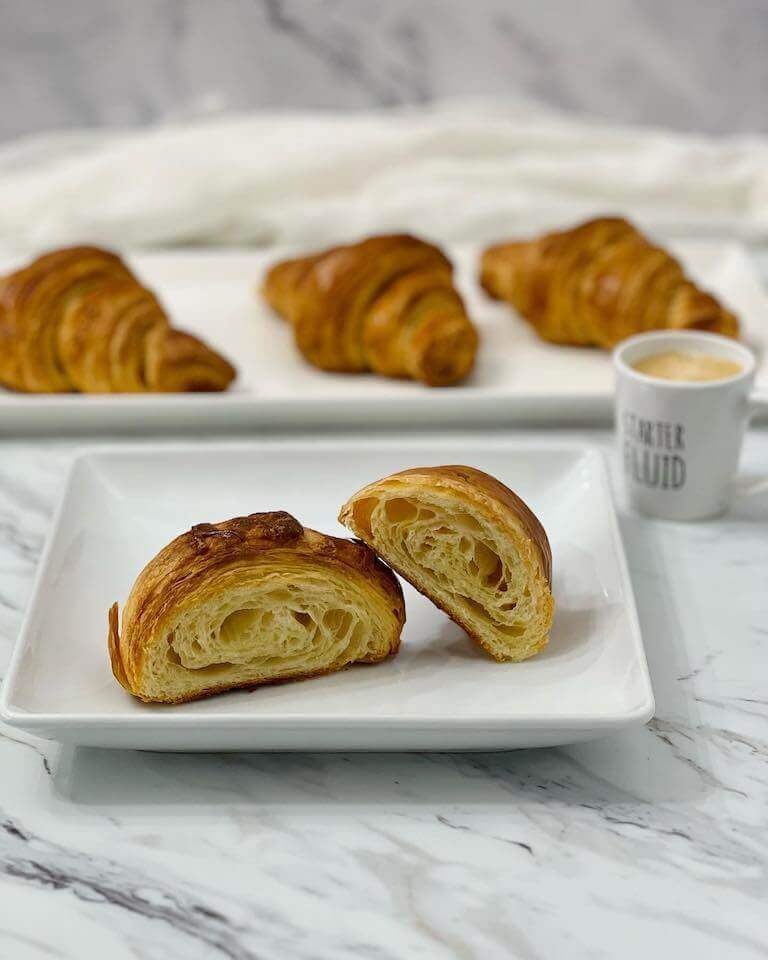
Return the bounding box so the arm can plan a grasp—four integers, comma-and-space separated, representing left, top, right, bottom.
614, 331, 768, 520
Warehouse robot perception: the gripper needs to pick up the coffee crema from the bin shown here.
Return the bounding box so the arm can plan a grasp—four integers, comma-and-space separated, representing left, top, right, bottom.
632, 350, 743, 383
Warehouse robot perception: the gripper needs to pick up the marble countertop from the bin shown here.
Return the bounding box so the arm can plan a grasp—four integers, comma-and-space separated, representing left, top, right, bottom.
0, 426, 766, 960
5, 1, 768, 140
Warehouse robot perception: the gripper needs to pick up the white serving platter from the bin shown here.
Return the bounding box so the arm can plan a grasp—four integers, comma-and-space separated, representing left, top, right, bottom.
0, 240, 765, 432
0, 437, 654, 750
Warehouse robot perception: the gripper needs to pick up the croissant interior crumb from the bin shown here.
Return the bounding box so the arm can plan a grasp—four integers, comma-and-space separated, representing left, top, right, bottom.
110, 513, 404, 704
343, 485, 552, 662
139, 569, 394, 703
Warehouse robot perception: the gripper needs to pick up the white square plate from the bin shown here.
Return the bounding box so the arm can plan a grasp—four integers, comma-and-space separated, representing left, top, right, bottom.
0, 241, 764, 432
0, 438, 653, 750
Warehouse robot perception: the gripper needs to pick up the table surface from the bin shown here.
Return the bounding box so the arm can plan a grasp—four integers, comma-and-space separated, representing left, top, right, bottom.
1, 424, 766, 960
4, 235, 768, 960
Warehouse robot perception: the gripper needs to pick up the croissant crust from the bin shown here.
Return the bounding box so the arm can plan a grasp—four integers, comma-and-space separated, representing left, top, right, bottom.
339, 465, 553, 662
108, 511, 405, 704
0, 245, 235, 393
263, 233, 479, 386
480, 217, 738, 348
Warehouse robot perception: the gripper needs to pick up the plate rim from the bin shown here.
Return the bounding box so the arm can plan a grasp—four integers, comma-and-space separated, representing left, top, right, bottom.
0, 437, 655, 735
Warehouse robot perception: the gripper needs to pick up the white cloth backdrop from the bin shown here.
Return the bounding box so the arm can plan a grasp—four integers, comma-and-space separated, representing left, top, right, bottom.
1, 100, 767, 251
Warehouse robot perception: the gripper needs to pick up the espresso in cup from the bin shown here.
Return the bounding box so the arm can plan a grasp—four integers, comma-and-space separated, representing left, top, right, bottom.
632, 350, 742, 383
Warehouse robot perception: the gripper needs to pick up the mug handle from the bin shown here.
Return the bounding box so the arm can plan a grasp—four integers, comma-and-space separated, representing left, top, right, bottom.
748, 391, 768, 422
736, 391, 768, 501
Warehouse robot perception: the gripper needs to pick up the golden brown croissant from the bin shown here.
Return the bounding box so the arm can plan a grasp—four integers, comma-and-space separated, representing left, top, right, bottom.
339, 465, 553, 662
263, 234, 479, 386
480, 217, 738, 348
0, 245, 236, 393
109, 511, 405, 704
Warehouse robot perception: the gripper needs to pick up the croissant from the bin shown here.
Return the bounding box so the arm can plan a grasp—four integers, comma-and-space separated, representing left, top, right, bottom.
108, 511, 405, 704
480, 217, 739, 348
0, 245, 236, 392
339, 466, 553, 662
263, 234, 479, 386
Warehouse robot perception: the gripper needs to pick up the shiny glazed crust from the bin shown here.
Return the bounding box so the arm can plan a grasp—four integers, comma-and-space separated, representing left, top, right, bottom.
0, 245, 236, 393
480, 216, 739, 348
339, 466, 553, 662
262, 233, 479, 386
109, 511, 405, 704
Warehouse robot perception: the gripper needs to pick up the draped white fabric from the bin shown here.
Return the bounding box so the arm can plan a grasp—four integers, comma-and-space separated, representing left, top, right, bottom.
1, 100, 767, 251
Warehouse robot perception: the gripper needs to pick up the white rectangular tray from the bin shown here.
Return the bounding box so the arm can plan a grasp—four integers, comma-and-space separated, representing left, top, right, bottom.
0, 437, 654, 750
0, 241, 765, 432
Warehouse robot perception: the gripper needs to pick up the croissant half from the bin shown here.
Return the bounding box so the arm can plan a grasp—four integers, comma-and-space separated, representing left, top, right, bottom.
480, 217, 738, 348
263, 234, 479, 386
0, 245, 235, 393
339, 466, 553, 662
108, 512, 405, 704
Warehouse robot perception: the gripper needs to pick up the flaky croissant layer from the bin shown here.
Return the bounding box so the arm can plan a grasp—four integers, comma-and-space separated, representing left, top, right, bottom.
109, 511, 405, 704
480, 217, 738, 348
0, 245, 235, 393
340, 466, 554, 662
263, 234, 479, 386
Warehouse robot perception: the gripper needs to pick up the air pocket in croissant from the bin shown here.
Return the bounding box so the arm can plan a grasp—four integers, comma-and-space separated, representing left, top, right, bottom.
108, 512, 405, 703
339, 466, 553, 662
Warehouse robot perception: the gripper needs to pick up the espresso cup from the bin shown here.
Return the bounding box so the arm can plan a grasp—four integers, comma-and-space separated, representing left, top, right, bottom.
613, 331, 767, 520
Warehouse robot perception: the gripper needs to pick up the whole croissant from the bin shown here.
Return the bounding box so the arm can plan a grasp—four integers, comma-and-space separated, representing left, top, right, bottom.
263, 234, 479, 386
0, 245, 236, 393
480, 217, 738, 348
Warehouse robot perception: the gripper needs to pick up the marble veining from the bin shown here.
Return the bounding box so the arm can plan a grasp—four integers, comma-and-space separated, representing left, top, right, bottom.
0, 426, 767, 958
2, 0, 768, 142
